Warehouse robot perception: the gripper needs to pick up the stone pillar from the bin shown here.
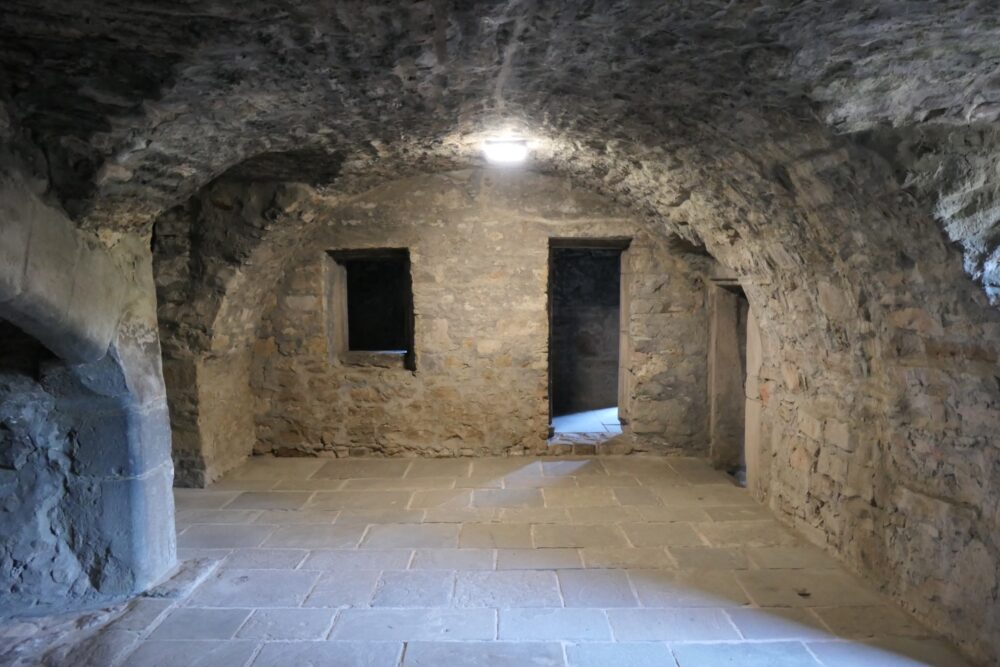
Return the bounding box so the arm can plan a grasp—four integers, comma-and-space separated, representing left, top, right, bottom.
0, 155, 176, 612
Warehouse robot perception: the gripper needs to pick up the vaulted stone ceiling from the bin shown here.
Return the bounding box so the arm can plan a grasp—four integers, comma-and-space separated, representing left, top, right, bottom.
2, 1, 999, 294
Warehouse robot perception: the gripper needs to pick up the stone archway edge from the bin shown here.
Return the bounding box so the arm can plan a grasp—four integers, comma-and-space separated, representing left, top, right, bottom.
0, 159, 125, 364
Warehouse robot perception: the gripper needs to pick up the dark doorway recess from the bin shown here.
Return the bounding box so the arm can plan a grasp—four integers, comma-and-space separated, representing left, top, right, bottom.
548, 239, 630, 434
708, 281, 750, 486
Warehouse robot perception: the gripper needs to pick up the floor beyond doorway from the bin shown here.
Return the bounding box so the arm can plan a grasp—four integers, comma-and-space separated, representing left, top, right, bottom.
552, 407, 622, 435
86, 455, 971, 666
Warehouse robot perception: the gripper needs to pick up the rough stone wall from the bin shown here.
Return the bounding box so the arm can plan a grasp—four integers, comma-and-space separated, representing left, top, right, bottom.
550, 248, 621, 416
153, 197, 261, 486
0, 141, 177, 614
250, 170, 710, 458
858, 124, 1000, 305
0, 322, 169, 613
677, 136, 1000, 666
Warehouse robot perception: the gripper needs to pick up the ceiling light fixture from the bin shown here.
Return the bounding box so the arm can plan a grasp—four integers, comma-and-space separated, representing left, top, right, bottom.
482, 139, 530, 164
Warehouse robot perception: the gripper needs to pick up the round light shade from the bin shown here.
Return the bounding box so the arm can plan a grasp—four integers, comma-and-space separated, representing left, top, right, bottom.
482, 139, 529, 164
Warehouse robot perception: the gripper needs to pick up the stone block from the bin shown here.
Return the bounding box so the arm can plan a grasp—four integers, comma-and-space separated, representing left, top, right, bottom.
0, 175, 31, 303
825, 418, 852, 451
797, 411, 823, 440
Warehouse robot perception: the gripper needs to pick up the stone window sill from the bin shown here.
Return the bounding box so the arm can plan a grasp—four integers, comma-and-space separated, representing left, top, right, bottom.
339, 350, 413, 370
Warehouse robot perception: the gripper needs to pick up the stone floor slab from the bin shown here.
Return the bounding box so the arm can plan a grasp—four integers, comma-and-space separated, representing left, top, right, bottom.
533, 524, 629, 548
402, 641, 565, 666
542, 487, 618, 508
224, 491, 313, 510
695, 520, 799, 548
312, 459, 411, 479
147, 608, 251, 640
499, 507, 569, 523
232, 458, 325, 480
612, 487, 662, 506
497, 548, 583, 570
335, 509, 426, 525
361, 523, 459, 549
565, 642, 675, 667
470, 458, 544, 478
342, 477, 455, 490
410, 548, 494, 570
371, 570, 455, 607
300, 548, 412, 571
747, 545, 841, 569
637, 506, 712, 522
619, 522, 704, 547
667, 546, 749, 570
628, 569, 750, 607
541, 460, 607, 476
704, 504, 776, 521
173, 491, 241, 511
812, 605, 933, 638
251, 640, 403, 666
409, 489, 472, 509
608, 608, 741, 641
123, 640, 258, 667
572, 475, 641, 487
737, 569, 884, 607
271, 478, 347, 491
308, 490, 413, 511
261, 524, 366, 548
187, 568, 319, 607
671, 640, 823, 666
472, 488, 544, 508
581, 547, 674, 569
405, 459, 471, 478
330, 608, 496, 641
236, 608, 336, 640
223, 548, 308, 569
653, 484, 752, 506
177, 524, 275, 549
726, 607, 834, 640
558, 569, 638, 607
498, 608, 612, 640
565, 506, 643, 524
454, 570, 562, 607
806, 638, 975, 667
175, 509, 263, 525
459, 523, 533, 548
302, 570, 381, 608
253, 509, 339, 524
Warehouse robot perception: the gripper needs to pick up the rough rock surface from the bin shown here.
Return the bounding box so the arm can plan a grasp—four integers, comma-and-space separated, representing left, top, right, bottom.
0, 133, 177, 616
1, 1, 1000, 665
2, 1, 999, 279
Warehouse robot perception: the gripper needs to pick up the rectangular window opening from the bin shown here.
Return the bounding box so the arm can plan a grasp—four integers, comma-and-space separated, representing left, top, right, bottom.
326, 248, 415, 370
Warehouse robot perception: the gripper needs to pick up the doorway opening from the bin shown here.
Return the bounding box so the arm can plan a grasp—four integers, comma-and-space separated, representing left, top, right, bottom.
708, 280, 751, 486
548, 239, 630, 437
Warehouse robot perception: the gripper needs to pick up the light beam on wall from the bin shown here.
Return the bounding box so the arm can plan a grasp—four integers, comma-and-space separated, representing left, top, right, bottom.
482, 139, 530, 164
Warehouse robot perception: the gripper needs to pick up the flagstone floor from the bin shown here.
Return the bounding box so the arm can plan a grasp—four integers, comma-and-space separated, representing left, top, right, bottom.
116, 456, 969, 666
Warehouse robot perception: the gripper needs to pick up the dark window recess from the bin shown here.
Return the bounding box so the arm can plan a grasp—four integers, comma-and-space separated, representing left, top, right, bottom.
327, 249, 415, 368
344, 256, 409, 351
